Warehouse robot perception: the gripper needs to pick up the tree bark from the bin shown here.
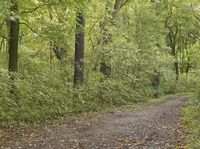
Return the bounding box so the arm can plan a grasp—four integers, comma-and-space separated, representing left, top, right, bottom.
152, 72, 160, 98
74, 11, 85, 85
113, 0, 123, 17
8, 0, 19, 74
186, 49, 190, 75
171, 45, 179, 81
168, 27, 179, 80
174, 61, 179, 80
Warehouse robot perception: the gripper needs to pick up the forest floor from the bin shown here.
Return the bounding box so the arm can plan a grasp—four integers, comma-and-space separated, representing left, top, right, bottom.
0, 95, 189, 149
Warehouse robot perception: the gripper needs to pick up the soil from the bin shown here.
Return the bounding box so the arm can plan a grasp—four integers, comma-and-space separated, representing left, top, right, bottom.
0, 95, 189, 149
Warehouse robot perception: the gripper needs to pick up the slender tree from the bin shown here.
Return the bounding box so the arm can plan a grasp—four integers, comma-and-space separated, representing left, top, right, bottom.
48, 8, 67, 63
100, 0, 124, 77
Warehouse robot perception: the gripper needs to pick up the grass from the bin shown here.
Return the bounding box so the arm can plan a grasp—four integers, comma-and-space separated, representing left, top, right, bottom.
0, 92, 183, 129
183, 96, 200, 149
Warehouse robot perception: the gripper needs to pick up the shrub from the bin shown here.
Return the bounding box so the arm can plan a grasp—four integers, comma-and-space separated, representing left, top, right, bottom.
183, 88, 200, 148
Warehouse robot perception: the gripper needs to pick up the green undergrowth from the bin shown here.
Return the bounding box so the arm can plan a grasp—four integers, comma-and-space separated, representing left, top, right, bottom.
0, 69, 191, 128
183, 94, 200, 149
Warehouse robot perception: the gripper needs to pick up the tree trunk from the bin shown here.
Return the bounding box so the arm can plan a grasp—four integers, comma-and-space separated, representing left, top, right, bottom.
48, 9, 67, 62
186, 50, 190, 75
74, 11, 85, 85
8, 0, 20, 125
152, 72, 160, 98
100, 0, 123, 77
169, 31, 179, 81
113, 0, 123, 17
174, 61, 179, 80
186, 63, 190, 75
8, 0, 19, 74
52, 41, 67, 61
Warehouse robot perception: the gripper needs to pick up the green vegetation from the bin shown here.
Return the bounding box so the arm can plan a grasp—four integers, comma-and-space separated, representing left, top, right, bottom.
183, 88, 200, 148
184, 105, 200, 148
0, 1, 200, 142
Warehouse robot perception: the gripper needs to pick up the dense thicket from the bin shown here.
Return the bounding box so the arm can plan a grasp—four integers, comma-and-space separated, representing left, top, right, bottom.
0, 0, 200, 126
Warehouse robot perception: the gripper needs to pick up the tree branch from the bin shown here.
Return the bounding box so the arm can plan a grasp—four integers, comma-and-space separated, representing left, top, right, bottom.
20, 0, 51, 14
20, 22, 40, 35
120, 0, 131, 9
0, 33, 8, 40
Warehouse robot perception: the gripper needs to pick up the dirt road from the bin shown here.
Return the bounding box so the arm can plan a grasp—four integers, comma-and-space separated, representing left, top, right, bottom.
0, 95, 188, 149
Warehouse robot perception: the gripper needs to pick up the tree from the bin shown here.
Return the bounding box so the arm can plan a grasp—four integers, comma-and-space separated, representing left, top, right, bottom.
100, 0, 124, 77
74, 10, 85, 85
48, 7, 67, 63
8, 0, 20, 74
159, 0, 200, 80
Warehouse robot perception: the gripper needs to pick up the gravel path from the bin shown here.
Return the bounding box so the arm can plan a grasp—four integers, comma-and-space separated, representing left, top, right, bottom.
0, 95, 188, 149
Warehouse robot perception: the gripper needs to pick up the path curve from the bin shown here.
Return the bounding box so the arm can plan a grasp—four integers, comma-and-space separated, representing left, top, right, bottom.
0, 95, 188, 149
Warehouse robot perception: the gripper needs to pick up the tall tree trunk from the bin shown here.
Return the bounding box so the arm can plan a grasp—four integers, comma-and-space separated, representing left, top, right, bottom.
172, 46, 179, 81
74, 11, 85, 85
168, 27, 179, 81
8, 0, 19, 74
8, 0, 20, 125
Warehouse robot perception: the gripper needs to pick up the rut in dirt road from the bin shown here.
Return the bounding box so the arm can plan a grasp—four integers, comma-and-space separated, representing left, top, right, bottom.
1, 95, 188, 149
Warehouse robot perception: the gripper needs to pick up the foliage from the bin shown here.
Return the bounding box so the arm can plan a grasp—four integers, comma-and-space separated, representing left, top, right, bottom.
0, 0, 200, 127
183, 90, 200, 148
0, 69, 155, 126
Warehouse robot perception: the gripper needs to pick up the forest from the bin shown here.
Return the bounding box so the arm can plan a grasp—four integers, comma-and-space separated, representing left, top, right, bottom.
0, 0, 200, 148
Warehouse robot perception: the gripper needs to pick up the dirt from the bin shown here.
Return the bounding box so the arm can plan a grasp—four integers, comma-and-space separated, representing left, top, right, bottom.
0, 95, 189, 149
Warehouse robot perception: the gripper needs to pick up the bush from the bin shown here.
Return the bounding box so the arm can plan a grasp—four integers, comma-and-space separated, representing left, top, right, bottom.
176, 74, 198, 93
0, 68, 180, 127
183, 89, 200, 148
